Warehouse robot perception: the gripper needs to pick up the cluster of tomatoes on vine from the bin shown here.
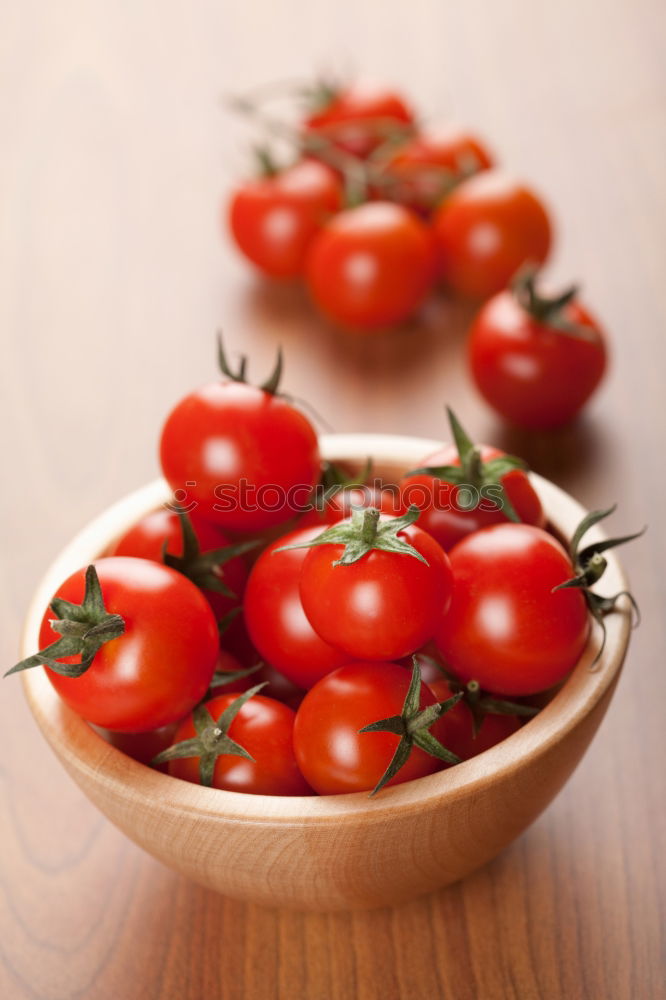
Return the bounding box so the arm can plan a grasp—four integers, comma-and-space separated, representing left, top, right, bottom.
8, 343, 642, 796
227, 77, 608, 430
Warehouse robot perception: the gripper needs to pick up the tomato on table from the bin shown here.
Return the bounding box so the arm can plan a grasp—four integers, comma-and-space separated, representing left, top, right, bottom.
380, 127, 494, 214
159, 342, 320, 531
433, 171, 552, 299
305, 201, 435, 330
302, 83, 414, 159
296, 506, 454, 661
435, 523, 590, 696
156, 689, 312, 795
228, 158, 343, 278
399, 409, 544, 550
293, 660, 460, 795
10, 558, 219, 732
468, 269, 608, 429
243, 526, 348, 689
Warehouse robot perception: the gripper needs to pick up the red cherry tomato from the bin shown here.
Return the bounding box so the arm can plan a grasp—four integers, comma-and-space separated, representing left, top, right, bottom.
469, 287, 608, 429
102, 723, 179, 771
433, 171, 552, 299
382, 127, 494, 214
427, 679, 521, 760
108, 508, 248, 620
293, 661, 449, 795
400, 443, 545, 551
37, 558, 219, 732
435, 524, 589, 696
306, 202, 436, 330
159, 381, 320, 531
228, 159, 343, 278
298, 484, 399, 528
299, 518, 454, 661
303, 86, 414, 159
168, 693, 311, 795
243, 526, 348, 689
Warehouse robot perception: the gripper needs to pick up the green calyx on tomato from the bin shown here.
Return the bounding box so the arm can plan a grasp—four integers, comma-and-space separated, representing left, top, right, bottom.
5, 565, 125, 679
359, 658, 462, 795
209, 661, 263, 694
162, 509, 257, 598
415, 653, 539, 736
280, 504, 428, 566
513, 266, 596, 342
151, 682, 267, 787
554, 505, 645, 663
217, 332, 284, 395
407, 408, 527, 522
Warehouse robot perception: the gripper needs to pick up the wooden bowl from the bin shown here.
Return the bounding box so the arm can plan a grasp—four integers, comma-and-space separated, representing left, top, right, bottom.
20, 434, 632, 911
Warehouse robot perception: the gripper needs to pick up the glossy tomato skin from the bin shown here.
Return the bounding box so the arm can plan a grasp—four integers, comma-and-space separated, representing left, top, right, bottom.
399, 443, 545, 551
293, 661, 448, 795
435, 524, 590, 696
228, 159, 343, 278
243, 526, 348, 689
38, 558, 219, 733
433, 171, 552, 299
159, 381, 320, 532
168, 694, 312, 795
427, 679, 521, 760
303, 87, 414, 159
469, 291, 608, 429
298, 485, 400, 528
383, 127, 494, 214
299, 520, 454, 661
305, 202, 436, 330
108, 508, 248, 620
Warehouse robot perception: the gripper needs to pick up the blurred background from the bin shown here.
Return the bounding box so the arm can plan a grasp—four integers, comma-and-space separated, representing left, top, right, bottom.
1, 2, 664, 998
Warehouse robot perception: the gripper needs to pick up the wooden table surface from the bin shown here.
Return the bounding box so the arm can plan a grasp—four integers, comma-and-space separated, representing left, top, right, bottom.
1, 2, 665, 997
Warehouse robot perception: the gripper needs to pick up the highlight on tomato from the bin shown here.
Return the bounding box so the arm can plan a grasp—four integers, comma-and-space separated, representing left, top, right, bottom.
293, 658, 462, 795
305, 201, 436, 331
159, 338, 320, 531
6, 558, 219, 732
289, 505, 454, 661
153, 686, 312, 795
228, 157, 343, 278
468, 267, 608, 429
433, 170, 552, 299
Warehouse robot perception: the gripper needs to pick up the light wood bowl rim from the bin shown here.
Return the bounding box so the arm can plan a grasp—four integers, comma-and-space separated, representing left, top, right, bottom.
20, 432, 632, 826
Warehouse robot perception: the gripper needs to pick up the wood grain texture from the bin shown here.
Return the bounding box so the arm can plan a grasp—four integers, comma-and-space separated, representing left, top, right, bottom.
1, 0, 665, 996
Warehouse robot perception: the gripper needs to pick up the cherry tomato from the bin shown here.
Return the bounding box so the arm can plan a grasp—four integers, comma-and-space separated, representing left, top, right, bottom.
159, 380, 320, 532
427, 679, 521, 759
400, 443, 545, 551
435, 524, 590, 695
303, 85, 414, 159
108, 508, 248, 620
381, 127, 494, 214
469, 283, 608, 429
293, 661, 449, 795
299, 515, 454, 661
306, 202, 436, 330
298, 484, 399, 528
37, 558, 219, 732
243, 526, 348, 689
168, 693, 311, 795
433, 171, 552, 299
228, 159, 343, 278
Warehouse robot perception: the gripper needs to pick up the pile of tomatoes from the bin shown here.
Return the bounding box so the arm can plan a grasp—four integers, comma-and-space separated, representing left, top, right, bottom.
9, 346, 638, 797
226, 78, 608, 429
